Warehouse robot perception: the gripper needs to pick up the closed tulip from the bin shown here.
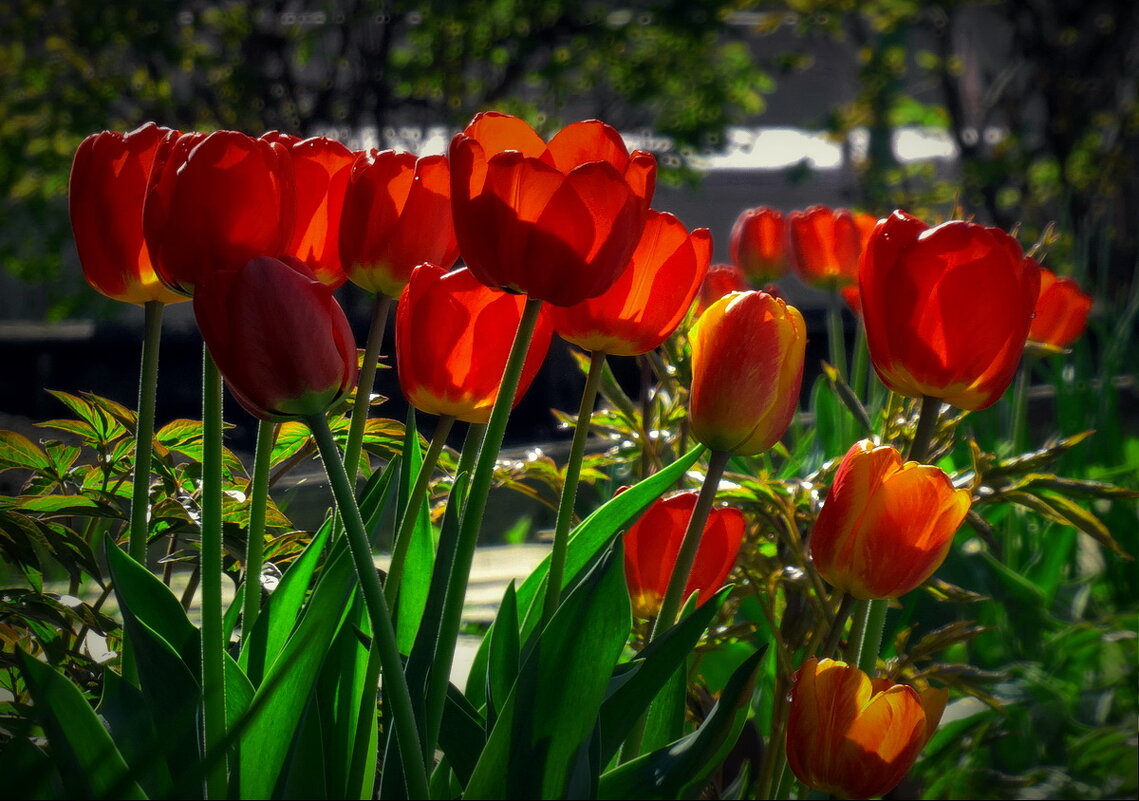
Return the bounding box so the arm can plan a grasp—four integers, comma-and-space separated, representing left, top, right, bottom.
192, 256, 358, 421
810, 439, 971, 600
730, 206, 789, 283
263, 132, 356, 287
396, 264, 553, 424
339, 149, 459, 298
623, 492, 745, 619
450, 111, 656, 306
787, 658, 947, 800
695, 263, 751, 317
68, 123, 187, 305
788, 206, 869, 289
859, 210, 1039, 411
145, 130, 295, 296
1028, 262, 1093, 349
548, 211, 710, 356
688, 291, 806, 455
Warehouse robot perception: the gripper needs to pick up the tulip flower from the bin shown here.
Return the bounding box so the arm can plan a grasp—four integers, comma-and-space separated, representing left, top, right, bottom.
450, 111, 656, 307
787, 658, 947, 800
68, 122, 187, 305
859, 210, 1040, 411
1028, 261, 1093, 349
548, 210, 710, 356
623, 492, 745, 619
810, 439, 970, 600
263, 132, 355, 287
339, 149, 459, 298
695, 264, 751, 317
730, 206, 790, 283
395, 263, 553, 424
192, 256, 358, 421
145, 130, 295, 296
788, 206, 870, 289
688, 291, 806, 455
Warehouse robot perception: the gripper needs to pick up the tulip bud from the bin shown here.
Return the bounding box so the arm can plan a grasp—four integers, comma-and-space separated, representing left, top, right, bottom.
1028, 261, 1093, 349
859, 210, 1040, 411
396, 264, 553, 424
623, 492, 745, 619
788, 206, 873, 289
810, 439, 971, 600
730, 206, 789, 283
549, 210, 710, 356
68, 123, 187, 305
192, 256, 358, 421
688, 291, 806, 455
787, 658, 947, 800
695, 263, 750, 317
450, 111, 656, 306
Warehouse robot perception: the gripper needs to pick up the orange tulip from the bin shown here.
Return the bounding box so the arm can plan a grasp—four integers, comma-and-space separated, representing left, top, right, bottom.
144, 130, 295, 296
68, 123, 187, 305
859, 210, 1040, 411
339, 149, 459, 297
695, 263, 751, 317
787, 658, 947, 800
688, 291, 806, 455
450, 111, 656, 306
788, 206, 869, 288
730, 206, 789, 283
623, 492, 745, 619
810, 439, 971, 600
395, 264, 553, 424
1028, 261, 1093, 349
548, 210, 710, 356
192, 256, 358, 421
263, 132, 356, 287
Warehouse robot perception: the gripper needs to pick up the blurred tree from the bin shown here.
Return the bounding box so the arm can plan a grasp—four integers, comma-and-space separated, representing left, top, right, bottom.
0, 0, 771, 319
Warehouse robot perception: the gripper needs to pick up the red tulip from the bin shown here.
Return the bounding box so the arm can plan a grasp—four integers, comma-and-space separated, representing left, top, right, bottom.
339, 149, 459, 298
396, 264, 553, 424
810, 439, 971, 600
263, 132, 355, 287
192, 256, 358, 421
787, 658, 947, 800
548, 211, 710, 356
623, 492, 745, 619
450, 111, 656, 306
788, 206, 869, 289
730, 206, 789, 283
859, 210, 1040, 411
695, 264, 751, 317
689, 291, 806, 455
1028, 261, 1093, 349
68, 123, 187, 305
144, 130, 295, 296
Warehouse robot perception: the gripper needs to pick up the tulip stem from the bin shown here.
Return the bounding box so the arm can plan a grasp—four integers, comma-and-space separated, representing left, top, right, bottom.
385, 413, 455, 608
908, 395, 942, 464
856, 598, 890, 675
542, 348, 606, 626
827, 288, 848, 380
851, 316, 870, 404
819, 592, 856, 659
306, 413, 431, 801
843, 597, 870, 664
343, 292, 393, 482
200, 348, 228, 798
426, 296, 543, 754
242, 420, 276, 634
650, 448, 731, 640
1010, 355, 1034, 453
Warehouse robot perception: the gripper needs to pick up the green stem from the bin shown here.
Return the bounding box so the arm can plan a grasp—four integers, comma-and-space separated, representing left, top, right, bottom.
425, 297, 543, 754
650, 448, 732, 639
129, 300, 164, 565
856, 598, 890, 675
850, 315, 870, 403
242, 420, 276, 634
343, 293, 393, 481
200, 348, 227, 798
385, 414, 456, 608
1010, 355, 1033, 453
843, 597, 870, 663
542, 348, 606, 626
306, 413, 430, 801
908, 395, 942, 464
817, 592, 855, 660
827, 288, 848, 380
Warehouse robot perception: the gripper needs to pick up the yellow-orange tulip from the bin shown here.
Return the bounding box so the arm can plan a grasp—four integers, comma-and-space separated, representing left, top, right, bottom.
787, 658, 947, 800
810, 439, 971, 600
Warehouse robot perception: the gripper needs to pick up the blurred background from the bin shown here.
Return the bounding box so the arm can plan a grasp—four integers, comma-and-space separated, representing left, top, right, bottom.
1, 0, 1136, 438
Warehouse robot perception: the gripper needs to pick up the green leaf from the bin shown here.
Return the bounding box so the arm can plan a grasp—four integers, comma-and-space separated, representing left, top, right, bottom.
17, 650, 146, 799
0, 430, 50, 472
465, 544, 631, 799
484, 581, 520, 732
597, 648, 766, 800
95, 670, 174, 799
395, 408, 434, 653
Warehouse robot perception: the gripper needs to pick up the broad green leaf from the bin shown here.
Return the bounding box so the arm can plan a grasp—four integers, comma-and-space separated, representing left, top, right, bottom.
0, 430, 50, 472
17, 650, 146, 800
97, 669, 174, 799
485, 581, 520, 732
395, 408, 434, 652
